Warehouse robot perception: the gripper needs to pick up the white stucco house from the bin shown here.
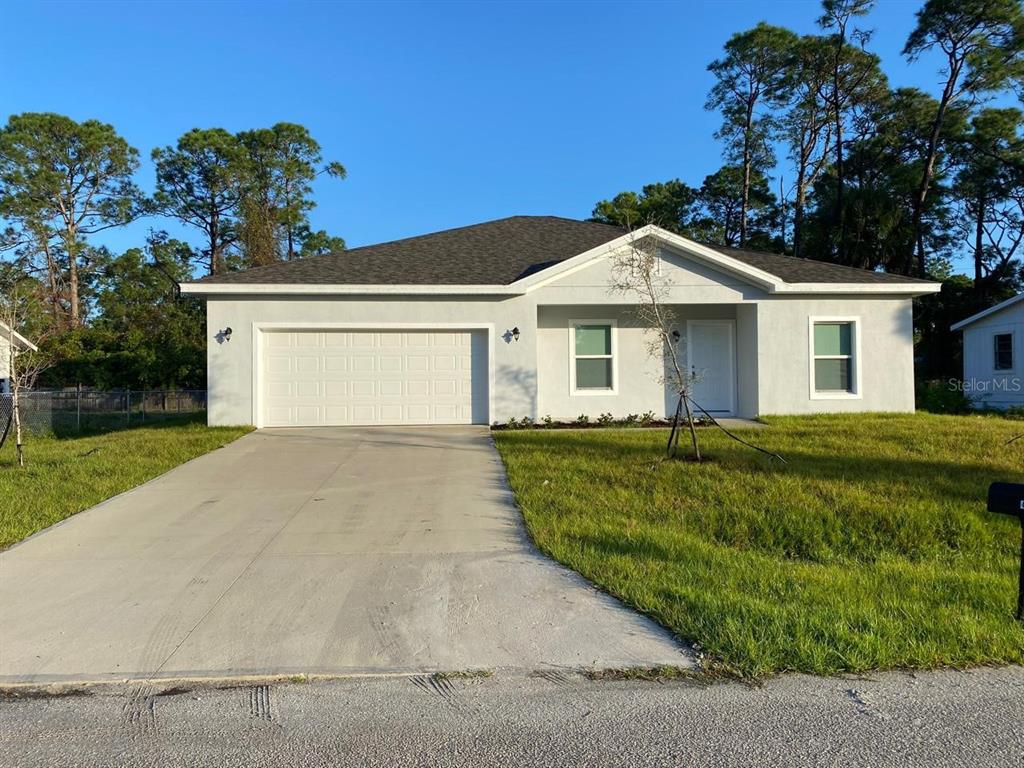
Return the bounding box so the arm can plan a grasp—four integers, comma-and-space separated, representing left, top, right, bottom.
179, 217, 940, 428
952, 293, 1024, 409
0, 321, 38, 394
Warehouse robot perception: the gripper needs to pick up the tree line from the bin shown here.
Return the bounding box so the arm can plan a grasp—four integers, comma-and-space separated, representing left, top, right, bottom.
0, 116, 345, 388
591, 0, 1024, 377
2, 0, 1022, 391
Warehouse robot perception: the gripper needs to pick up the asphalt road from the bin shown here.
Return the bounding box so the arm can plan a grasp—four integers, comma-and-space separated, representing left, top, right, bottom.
2, 666, 1022, 767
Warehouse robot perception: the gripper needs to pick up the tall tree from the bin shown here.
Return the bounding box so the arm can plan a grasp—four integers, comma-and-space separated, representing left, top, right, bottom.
4, 215, 69, 323
93, 234, 204, 388
904, 0, 1024, 276
805, 87, 962, 273
294, 226, 346, 257
817, 0, 887, 263
953, 107, 1024, 297
694, 165, 779, 250
152, 128, 243, 276
590, 180, 699, 233
43, 234, 205, 390
706, 23, 797, 247
784, 35, 835, 258
236, 123, 346, 265
0, 114, 143, 327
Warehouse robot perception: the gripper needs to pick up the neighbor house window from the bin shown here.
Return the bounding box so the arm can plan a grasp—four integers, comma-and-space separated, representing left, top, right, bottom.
571, 322, 615, 393
812, 320, 856, 394
994, 333, 1013, 371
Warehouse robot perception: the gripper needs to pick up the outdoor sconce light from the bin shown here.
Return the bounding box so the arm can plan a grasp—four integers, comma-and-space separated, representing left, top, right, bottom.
222, 327, 233, 342
671, 330, 681, 342
512, 327, 521, 342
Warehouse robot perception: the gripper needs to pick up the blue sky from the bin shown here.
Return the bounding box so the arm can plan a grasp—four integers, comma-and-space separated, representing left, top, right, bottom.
0, 0, 993, 272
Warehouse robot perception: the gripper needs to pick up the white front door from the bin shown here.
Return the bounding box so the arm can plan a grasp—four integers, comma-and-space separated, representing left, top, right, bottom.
686, 320, 736, 416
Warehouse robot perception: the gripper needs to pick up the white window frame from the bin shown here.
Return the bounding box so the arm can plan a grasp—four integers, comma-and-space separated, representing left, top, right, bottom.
993, 331, 1014, 372
808, 316, 862, 400
569, 319, 618, 396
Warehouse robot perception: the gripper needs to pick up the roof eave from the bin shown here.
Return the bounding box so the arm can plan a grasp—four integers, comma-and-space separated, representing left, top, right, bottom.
951, 293, 1024, 331
771, 282, 942, 296
179, 283, 525, 297
178, 223, 943, 299
0, 323, 37, 352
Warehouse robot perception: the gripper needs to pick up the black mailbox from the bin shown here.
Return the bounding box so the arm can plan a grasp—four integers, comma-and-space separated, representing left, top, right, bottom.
987, 483, 1024, 518
986, 482, 1024, 622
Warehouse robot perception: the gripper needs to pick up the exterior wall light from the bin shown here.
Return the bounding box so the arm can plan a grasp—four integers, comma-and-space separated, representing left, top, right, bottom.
512, 327, 520, 341
222, 327, 233, 342
671, 330, 680, 342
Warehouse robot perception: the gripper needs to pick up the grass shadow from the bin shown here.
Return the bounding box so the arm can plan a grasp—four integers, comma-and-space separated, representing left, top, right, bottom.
43, 411, 208, 440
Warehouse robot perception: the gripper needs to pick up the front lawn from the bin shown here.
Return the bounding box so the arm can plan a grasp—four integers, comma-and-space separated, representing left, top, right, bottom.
493, 414, 1024, 677
0, 415, 251, 549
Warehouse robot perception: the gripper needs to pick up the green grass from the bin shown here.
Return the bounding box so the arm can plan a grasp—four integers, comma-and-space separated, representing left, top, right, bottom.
493, 413, 1024, 677
0, 414, 251, 549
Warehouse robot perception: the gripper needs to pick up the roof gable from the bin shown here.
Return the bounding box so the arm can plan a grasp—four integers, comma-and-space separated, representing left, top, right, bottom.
512, 225, 939, 296
533, 239, 771, 296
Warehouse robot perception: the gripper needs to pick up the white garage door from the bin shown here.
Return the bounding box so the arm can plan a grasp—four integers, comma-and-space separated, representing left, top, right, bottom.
260, 330, 487, 427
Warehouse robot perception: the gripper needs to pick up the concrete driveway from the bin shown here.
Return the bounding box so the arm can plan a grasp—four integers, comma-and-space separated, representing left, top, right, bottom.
0, 427, 688, 684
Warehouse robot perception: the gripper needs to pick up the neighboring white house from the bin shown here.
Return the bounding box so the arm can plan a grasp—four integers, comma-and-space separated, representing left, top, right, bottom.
179, 217, 940, 428
0, 321, 38, 395
952, 293, 1024, 409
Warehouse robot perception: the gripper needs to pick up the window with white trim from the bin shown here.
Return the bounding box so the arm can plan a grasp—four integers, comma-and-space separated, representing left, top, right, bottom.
571, 322, 615, 392
812, 321, 855, 394
994, 333, 1013, 371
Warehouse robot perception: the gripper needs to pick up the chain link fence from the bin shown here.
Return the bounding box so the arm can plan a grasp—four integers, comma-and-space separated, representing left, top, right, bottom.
0, 390, 207, 436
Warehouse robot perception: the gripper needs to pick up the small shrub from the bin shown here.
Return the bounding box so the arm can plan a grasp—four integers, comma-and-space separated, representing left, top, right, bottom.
575, 414, 590, 426
541, 415, 554, 427
916, 379, 972, 414
506, 417, 521, 430
640, 411, 656, 426
623, 413, 639, 427
519, 416, 535, 429
597, 412, 615, 426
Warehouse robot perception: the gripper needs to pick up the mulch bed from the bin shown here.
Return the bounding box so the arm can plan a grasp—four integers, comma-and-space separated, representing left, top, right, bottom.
490, 418, 712, 431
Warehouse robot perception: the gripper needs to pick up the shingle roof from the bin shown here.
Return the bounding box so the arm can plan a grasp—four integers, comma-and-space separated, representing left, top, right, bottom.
195, 216, 626, 286
190, 215, 933, 287
698, 243, 935, 285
